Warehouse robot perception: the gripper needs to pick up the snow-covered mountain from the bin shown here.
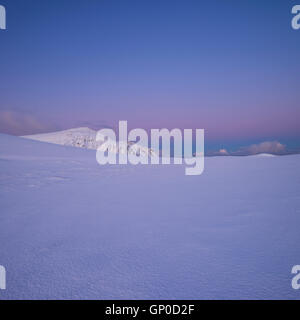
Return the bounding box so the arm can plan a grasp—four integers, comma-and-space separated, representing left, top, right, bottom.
22, 127, 156, 156
22, 127, 98, 149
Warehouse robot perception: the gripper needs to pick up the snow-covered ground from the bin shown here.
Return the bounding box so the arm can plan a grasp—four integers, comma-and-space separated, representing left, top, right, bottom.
0, 133, 300, 299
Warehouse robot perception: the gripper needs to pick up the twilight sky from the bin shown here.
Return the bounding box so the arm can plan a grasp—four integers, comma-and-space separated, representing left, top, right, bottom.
0, 0, 299, 152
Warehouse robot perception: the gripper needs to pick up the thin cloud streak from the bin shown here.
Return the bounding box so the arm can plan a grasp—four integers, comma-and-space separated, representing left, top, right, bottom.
0, 110, 57, 136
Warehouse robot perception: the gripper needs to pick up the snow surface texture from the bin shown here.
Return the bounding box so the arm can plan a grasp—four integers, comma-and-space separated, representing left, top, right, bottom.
0, 133, 300, 299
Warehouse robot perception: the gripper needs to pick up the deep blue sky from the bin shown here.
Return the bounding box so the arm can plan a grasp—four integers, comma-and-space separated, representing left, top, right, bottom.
0, 0, 299, 151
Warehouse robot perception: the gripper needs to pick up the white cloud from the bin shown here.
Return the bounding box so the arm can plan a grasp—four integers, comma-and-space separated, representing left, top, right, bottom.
234, 141, 286, 156
206, 148, 229, 156
219, 148, 229, 155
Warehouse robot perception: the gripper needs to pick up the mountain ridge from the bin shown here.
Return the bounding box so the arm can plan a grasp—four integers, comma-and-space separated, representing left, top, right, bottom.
22, 127, 156, 156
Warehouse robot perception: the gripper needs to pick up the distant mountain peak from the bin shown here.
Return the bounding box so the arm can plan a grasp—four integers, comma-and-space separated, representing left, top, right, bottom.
22, 127, 156, 156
